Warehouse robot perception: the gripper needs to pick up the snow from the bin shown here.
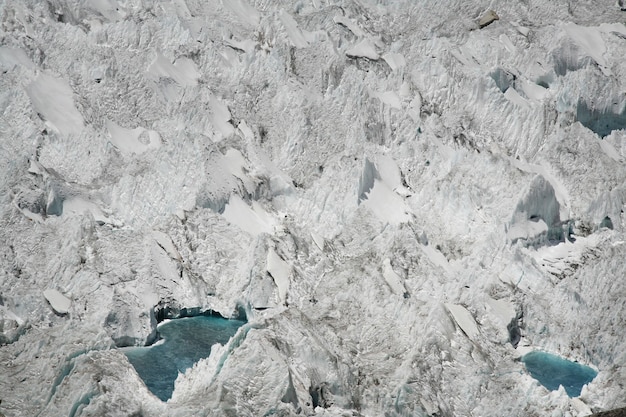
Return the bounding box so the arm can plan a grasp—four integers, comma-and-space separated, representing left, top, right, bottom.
222, 195, 276, 236
221, 0, 260, 27
43, 289, 71, 314
26, 73, 84, 136
486, 298, 516, 327
360, 179, 411, 225
2, 1, 626, 416
563, 23, 610, 75
62, 198, 111, 224
279, 10, 309, 49
147, 53, 199, 87
0, 47, 35, 70
106, 120, 161, 156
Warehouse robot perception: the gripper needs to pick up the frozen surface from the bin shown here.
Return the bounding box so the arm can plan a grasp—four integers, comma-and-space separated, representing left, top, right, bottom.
123, 316, 244, 402
1, 0, 626, 416
522, 351, 598, 397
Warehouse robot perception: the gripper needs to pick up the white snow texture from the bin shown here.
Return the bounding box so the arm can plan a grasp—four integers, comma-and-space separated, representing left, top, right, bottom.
1, 0, 626, 416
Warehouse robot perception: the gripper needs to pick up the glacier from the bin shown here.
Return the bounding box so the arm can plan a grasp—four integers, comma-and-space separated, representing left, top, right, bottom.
1, 0, 626, 416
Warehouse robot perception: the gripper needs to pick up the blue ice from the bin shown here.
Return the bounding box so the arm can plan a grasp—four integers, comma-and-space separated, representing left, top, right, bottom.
124, 315, 244, 401
521, 351, 597, 397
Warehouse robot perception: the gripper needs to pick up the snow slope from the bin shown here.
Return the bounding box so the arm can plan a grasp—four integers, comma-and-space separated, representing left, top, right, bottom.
1, 0, 626, 416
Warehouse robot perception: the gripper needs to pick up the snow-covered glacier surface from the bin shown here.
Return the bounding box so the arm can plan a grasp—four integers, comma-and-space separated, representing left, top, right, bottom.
1, 0, 626, 416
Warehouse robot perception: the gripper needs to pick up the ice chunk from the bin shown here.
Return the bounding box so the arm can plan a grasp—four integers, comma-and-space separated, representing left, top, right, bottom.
333, 15, 366, 37
267, 248, 291, 304
445, 303, 479, 339
382, 52, 406, 71
382, 258, 405, 295
346, 39, 379, 60
26, 73, 84, 136
504, 88, 530, 109
43, 289, 71, 314
478, 10, 499, 29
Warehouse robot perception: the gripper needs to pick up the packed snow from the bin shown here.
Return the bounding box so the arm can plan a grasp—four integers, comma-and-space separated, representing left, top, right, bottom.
1, 0, 626, 416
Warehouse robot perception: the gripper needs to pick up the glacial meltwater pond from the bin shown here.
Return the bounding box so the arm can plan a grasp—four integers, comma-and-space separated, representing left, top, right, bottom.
124, 315, 245, 401
521, 351, 598, 397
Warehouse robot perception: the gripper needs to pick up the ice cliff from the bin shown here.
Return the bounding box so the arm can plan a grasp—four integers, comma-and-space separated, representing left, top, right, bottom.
1, 0, 626, 416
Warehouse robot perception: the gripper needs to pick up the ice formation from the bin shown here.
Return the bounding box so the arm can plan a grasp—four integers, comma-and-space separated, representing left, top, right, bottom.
1, 0, 626, 416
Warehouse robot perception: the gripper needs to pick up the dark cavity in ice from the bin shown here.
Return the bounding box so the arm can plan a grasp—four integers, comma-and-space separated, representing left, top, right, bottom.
489, 68, 515, 93
521, 351, 597, 397
576, 100, 626, 138
123, 314, 245, 401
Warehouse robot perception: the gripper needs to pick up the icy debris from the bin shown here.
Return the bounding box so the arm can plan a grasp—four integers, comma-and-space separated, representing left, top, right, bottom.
208, 97, 235, 140
478, 10, 499, 29
361, 180, 412, 225
279, 10, 309, 48
382, 258, 405, 295
563, 23, 610, 75
346, 39, 379, 60
445, 304, 479, 339
225, 38, 257, 53
382, 52, 406, 71
504, 87, 530, 109
511, 22, 530, 36
333, 15, 366, 37
371, 90, 402, 110
63, 198, 110, 224
43, 289, 71, 314
0, 305, 24, 344
358, 159, 379, 204
0, 46, 35, 70
267, 248, 291, 305
26, 73, 84, 136
222, 195, 276, 236
223, 149, 256, 194
152, 231, 182, 261
508, 175, 564, 244
499, 34, 516, 53
221, 0, 260, 27
147, 52, 199, 86
311, 232, 325, 251
486, 298, 516, 327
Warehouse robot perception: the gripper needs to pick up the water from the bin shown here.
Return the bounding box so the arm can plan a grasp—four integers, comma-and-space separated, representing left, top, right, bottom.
124, 315, 245, 401
521, 351, 598, 397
